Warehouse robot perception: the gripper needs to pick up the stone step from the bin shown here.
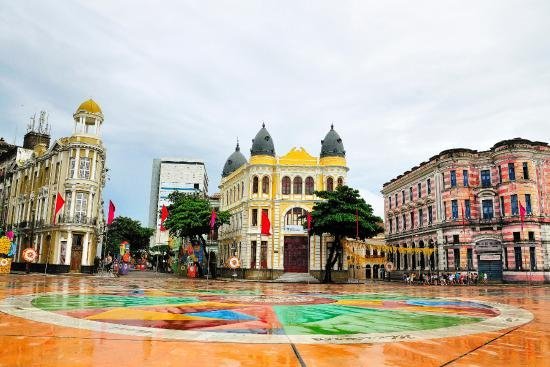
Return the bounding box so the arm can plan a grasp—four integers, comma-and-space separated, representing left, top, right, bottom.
275, 272, 320, 283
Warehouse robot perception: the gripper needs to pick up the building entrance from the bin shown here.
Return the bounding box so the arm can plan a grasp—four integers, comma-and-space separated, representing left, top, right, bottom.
283, 236, 308, 272
476, 239, 503, 281
70, 234, 83, 272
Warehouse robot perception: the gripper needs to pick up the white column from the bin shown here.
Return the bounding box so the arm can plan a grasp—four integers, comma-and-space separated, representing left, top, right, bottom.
81, 232, 89, 265
91, 151, 97, 180
65, 231, 73, 266
87, 192, 93, 218
70, 190, 76, 217
73, 149, 80, 179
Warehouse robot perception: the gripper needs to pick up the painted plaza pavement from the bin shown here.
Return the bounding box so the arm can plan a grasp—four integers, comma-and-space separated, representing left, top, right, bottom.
0, 275, 548, 367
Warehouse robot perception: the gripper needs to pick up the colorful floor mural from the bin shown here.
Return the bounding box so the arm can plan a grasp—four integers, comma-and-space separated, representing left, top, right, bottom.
0, 286, 532, 344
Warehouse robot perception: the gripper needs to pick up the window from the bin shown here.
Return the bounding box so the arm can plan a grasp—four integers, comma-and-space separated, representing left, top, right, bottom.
525, 194, 532, 214
241, 181, 244, 198
454, 248, 460, 269
481, 169, 491, 188
396, 216, 400, 231
395, 193, 398, 206
513, 232, 521, 242
402, 214, 406, 230
528, 231, 535, 241
511, 194, 518, 216
500, 196, 505, 216
451, 200, 458, 219
388, 196, 392, 209
262, 176, 269, 194
418, 208, 423, 227
465, 199, 471, 218
530, 247, 536, 270
442, 172, 445, 189
450, 170, 457, 187
389, 219, 393, 233
251, 209, 258, 226
252, 176, 259, 194
498, 165, 502, 184
250, 241, 257, 268
305, 177, 314, 195
260, 241, 268, 269
482, 199, 494, 219
427, 179, 431, 194
326, 177, 334, 192
418, 183, 421, 198
409, 187, 413, 200
514, 247, 522, 270
463, 170, 469, 187
337, 177, 344, 187
508, 163, 515, 181
428, 206, 433, 224
410, 212, 414, 228
64, 191, 72, 216
453, 234, 459, 244
78, 157, 90, 179
523, 162, 529, 180
402, 190, 405, 204
443, 201, 447, 220
293, 176, 303, 194
69, 158, 76, 178
74, 192, 87, 222
467, 248, 473, 270
284, 207, 307, 226
282, 176, 291, 195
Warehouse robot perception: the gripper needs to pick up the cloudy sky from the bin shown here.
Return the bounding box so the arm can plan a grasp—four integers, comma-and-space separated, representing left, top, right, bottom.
1, 1, 549, 225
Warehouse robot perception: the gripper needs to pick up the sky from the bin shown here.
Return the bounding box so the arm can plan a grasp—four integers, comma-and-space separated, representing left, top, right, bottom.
1, 1, 549, 225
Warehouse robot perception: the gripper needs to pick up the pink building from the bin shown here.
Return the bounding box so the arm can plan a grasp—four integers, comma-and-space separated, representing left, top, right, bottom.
381, 138, 550, 282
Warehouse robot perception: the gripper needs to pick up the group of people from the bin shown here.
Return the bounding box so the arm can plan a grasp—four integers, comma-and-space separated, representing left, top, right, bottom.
403, 271, 488, 285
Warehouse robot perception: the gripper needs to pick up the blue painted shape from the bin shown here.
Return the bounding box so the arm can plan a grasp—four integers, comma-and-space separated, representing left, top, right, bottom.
189, 310, 256, 321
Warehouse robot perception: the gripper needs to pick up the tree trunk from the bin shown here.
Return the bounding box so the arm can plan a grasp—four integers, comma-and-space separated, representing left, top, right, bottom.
323, 235, 340, 283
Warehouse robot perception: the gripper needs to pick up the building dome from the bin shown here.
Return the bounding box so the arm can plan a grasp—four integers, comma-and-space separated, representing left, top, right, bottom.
320, 124, 345, 158
222, 142, 247, 177
76, 99, 102, 115
250, 123, 275, 157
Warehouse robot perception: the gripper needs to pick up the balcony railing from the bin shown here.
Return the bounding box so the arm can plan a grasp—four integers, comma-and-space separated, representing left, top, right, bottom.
57, 215, 97, 226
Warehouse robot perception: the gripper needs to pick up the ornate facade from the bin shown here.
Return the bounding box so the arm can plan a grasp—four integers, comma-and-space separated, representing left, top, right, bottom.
218, 124, 348, 279
381, 138, 550, 282
0, 99, 106, 272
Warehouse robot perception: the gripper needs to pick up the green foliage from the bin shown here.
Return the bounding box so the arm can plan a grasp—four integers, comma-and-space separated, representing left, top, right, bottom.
163, 192, 230, 240
308, 185, 383, 239
106, 216, 154, 256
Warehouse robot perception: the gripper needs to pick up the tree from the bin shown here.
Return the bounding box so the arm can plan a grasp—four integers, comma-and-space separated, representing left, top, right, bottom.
162, 192, 230, 274
106, 216, 154, 257
308, 185, 383, 283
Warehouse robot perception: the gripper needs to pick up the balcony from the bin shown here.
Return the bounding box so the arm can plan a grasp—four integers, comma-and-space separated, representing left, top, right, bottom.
57, 215, 98, 226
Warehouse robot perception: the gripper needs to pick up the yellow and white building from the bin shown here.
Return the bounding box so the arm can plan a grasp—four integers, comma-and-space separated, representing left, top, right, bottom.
1, 99, 106, 273
218, 124, 348, 279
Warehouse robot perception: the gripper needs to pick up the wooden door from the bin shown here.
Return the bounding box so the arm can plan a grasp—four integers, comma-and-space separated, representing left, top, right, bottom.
283, 236, 308, 272
70, 234, 83, 272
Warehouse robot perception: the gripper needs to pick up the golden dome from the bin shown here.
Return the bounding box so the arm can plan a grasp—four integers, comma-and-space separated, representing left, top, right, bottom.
76, 99, 102, 114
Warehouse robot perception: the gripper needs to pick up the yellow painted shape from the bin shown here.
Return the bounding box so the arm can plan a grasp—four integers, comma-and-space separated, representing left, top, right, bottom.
249, 155, 276, 165
86, 309, 212, 321
319, 156, 347, 167
143, 290, 173, 297
337, 300, 384, 307
279, 147, 318, 166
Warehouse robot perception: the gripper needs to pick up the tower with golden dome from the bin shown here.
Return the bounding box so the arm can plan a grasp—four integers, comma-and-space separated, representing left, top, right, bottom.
0, 99, 107, 273
218, 124, 348, 280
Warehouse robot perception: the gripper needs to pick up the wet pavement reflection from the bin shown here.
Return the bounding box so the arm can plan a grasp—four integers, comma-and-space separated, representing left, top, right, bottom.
0, 274, 548, 367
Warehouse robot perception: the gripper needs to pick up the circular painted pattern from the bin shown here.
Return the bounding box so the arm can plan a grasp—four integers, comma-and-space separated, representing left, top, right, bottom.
0, 289, 533, 344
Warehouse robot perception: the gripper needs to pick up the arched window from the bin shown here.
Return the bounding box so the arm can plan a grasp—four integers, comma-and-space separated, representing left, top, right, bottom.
236, 183, 240, 200
337, 177, 344, 187
284, 207, 308, 226
262, 176, 269, 194
326, 177, 334, 191
293, 176, 303, 194
305, 176, 314, 195
241, 181, 244, 198
252, 176, 259, 194
282, 176, 291, 195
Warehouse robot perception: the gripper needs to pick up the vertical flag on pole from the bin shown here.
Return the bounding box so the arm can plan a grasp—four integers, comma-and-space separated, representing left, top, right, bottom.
261, 211, 271, 235
53, 192, 65, 224
461, 204, 466, 233
107, 200, 116, 226
209, 209, 217, 230
307, 212, 312, 233
160, 205, 169, 231
519, 202, 526, 231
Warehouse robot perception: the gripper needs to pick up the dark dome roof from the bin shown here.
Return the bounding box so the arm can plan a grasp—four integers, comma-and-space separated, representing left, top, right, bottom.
320, 124, 346, 158
222, 142, 247, 177
250, 123, 275, 157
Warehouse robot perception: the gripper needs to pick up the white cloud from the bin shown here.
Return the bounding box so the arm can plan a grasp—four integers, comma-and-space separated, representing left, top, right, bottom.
1, 1, 549, 224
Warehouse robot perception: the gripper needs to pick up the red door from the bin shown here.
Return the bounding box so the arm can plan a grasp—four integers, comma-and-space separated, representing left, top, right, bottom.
284, 236, 308, 272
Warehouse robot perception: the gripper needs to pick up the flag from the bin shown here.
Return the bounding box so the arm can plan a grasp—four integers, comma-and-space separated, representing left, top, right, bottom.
160, 205, 169, 231
107, 200, 116, 225
261, 211, 271, 235
519, 202, 526, 231
209, 209, 217, 230
461, 205, 466, 233
356, 208, 359, 239
306, 212, 312, 232
53, 192, 65, 224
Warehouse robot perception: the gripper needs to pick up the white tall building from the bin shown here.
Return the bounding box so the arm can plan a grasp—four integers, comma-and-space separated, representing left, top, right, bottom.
148, 158, 208, 246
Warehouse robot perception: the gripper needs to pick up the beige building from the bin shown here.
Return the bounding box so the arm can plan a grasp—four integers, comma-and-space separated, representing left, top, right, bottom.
0, 99, 107, 273
218, 124, 348, 280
